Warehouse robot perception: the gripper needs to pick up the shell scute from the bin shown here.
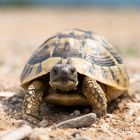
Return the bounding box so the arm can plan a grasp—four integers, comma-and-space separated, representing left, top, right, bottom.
21, 29, 129, 90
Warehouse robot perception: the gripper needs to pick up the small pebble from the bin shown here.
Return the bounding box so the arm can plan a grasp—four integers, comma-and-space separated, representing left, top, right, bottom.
100, 123, 110, 133
50, 137, 62, 140
106, 114, 114, 118
74, 136, 92, 140
71, 131, 81, 138
135, 117, 140, 125
81, 128, 87, 131
127, 110, 135, 116
73, 110, 81, 116
38, 119, 48, 127
70, 113, 74, 116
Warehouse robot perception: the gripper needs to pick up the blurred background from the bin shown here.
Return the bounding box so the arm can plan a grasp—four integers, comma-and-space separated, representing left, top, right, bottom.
0, 0, 140, 89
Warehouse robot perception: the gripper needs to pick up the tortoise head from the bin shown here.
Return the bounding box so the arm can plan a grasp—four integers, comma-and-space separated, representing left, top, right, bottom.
49, 64, 78, 91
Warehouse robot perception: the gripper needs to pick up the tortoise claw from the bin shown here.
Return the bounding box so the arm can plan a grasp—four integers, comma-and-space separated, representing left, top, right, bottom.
92, 108, 107, 118
22, 114, 41, 125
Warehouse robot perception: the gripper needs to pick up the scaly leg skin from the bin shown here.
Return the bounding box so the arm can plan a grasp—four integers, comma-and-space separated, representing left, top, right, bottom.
82, 76, 107, 117
22, 80, 44, 125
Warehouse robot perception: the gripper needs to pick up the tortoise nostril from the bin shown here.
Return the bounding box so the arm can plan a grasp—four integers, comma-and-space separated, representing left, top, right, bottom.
53, 67, 58, 75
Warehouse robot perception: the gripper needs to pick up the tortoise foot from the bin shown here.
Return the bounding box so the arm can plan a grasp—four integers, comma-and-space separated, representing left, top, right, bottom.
22, 113, 41, 125
92, 107, 107, 118
83, 76, 107, 118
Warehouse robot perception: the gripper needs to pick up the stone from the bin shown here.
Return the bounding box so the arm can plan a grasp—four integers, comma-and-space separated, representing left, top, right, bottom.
0, 125, 32, 140
29, 128, 49, 140
56, 113, 97, 129
38, 119, 48, 127
73, 110, 81, 116
135, 117, 140, 125
74, 136, 92, 140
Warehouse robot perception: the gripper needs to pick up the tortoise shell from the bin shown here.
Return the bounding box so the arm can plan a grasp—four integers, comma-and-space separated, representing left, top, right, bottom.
20, 29, 129, 90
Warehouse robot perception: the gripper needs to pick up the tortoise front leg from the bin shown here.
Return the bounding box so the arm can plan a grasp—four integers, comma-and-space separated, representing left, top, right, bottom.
82, 77, 107, 117
22, 80, 44, 124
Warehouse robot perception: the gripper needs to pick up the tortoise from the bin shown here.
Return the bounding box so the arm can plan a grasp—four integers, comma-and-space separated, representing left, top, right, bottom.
20, 29, 129, 124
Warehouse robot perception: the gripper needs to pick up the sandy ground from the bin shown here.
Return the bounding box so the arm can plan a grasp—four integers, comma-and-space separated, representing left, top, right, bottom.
0, 7, 140, 140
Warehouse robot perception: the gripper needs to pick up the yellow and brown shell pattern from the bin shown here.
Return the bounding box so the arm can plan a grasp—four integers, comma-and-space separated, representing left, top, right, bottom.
20, 29, 129, 90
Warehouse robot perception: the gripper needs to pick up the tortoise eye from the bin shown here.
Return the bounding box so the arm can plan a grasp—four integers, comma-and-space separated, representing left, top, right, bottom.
71, 68, 75, 74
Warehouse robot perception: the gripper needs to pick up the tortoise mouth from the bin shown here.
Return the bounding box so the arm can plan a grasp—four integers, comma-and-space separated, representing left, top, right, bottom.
49, 80, 78, 91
